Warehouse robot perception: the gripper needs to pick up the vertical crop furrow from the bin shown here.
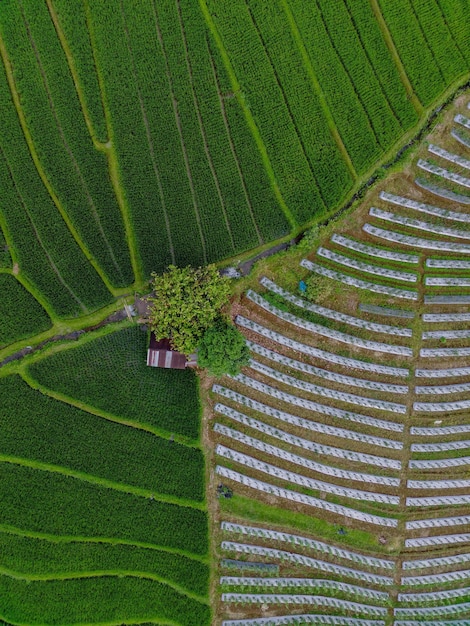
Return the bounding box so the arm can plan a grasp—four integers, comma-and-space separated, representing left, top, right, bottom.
342, 0, 404, 131
0, 36, 114, 298
82, 0, 142, 287
118, 0, 175, 266
44, 0, 108, 151
405, 0, 446, 86
176, 0, 235, 255
17, 0, 124, 285
0, 145, 87, 314
314, 0, 383, 151
151, 0, 207, 264
198, 0, 296, 230
369, 0, 423, 114
281, 0, 357, 181
244, 2, 328, 211
207, 43, 263, 245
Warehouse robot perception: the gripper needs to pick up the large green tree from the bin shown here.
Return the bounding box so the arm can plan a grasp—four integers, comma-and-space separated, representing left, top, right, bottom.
147, 265, 231, 354
198, 317, 250, 377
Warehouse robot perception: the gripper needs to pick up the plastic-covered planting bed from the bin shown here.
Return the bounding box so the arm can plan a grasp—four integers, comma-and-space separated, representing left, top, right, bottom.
364, 223, 470, 253
331, 232, 419, 263
317, 246, 418, 282
216, 443, 399, 504
216, 467, 399, 527
260, 277, 413, 335
415, 177, 470, 204
237, 315, 409, 378
300, 259, 418, 301
380, 190, 470, 223
249, 290, 413, 350
247, 339, 408, 394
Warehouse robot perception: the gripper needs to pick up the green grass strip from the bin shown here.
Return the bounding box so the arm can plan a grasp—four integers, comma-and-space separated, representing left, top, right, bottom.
198, 0, 296, 230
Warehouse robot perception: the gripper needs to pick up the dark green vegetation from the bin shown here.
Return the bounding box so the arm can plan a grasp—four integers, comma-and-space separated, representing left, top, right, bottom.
148, 264, 231, 354
0, 328, 209, 625
0, 275, 51, 348
198, 317, 250, 377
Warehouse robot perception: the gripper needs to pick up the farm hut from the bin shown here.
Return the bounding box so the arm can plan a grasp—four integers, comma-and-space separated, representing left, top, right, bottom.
147, 333, 187, 369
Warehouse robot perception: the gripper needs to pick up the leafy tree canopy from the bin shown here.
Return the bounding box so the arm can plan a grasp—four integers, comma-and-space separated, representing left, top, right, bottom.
147, 265, 231, 355
198, 317, 250, 377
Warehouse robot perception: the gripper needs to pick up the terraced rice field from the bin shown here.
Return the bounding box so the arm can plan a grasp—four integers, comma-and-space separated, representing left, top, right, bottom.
207, 96, 470, 626
0, 327, 210, 625
1, 1, 470, 624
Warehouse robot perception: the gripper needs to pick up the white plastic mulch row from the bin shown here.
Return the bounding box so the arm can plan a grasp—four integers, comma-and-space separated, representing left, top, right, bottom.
425, 276, 470, 286
407, 478, 470, 490
406, 514, 470, 530
243, 359, 407, 415
411, 423, 470, 435
426, 259, 470, 269
417, 158, 470, 189
405, 534, 470, 548
413, 398, 470, 412
452, 126, 470, 150
300, 258, 418, 301
428, 144, 470, 171
221, 594, 387, 617
380, 190, 470, 223
214, 390, 403, 452
220, 522, 395, 570
218, 373, 404, 446
455, 112, 470, 129
260, 276, 412, 336
220, 577, 388, 601
246, 337, 408, 395
409, 457, 470, 469
370, 206, 470, 240
415, 177, 470, 205
216, 467, 399, 527
415, 380, 470, 394
331, 232, 419, 263
399, 586, 470, 603
215, 443, 399, 505
222, 616, 386, 626
395, 601, 470, 617
317, 246, 418, 282
220, 539, 394, 583
237, 315, 408, 380
395, 621, 470, 626
415, 366, 470, 378
403, 551, 470, 570
214, 419, 399, 486
247, 288, 413, 354
212, 384, 403, 432
364, 223, 470, 253
411, 440, 470, 452
420, 346, 470, 357
402, 571, 470, 587
406, 494, 470, 507
422, 329, 470, 339
424, 295, 470, 304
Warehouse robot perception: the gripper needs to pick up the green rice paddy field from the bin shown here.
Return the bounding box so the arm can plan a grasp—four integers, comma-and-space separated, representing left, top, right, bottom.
1, 0, 470, 624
